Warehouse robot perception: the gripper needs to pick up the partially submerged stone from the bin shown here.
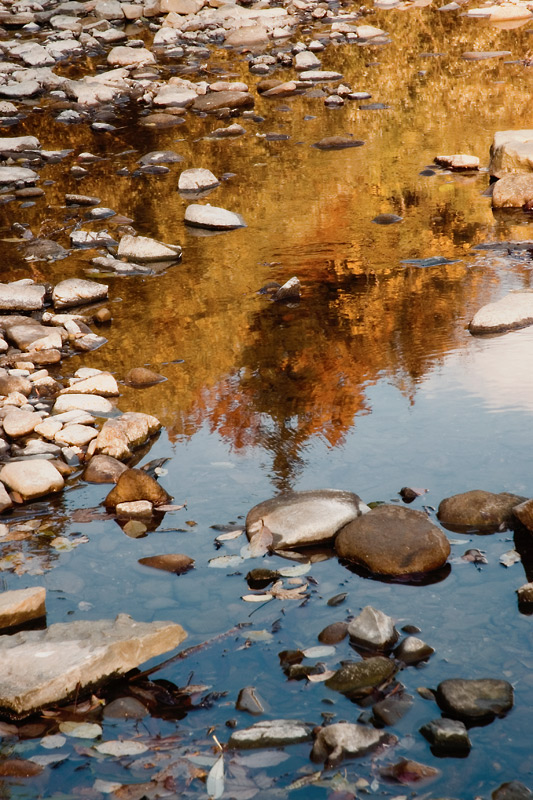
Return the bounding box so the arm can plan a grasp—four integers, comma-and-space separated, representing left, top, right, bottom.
335, 504, 450, 576
192, 91, 254, 113
436, 678, 513, 723
94, 412, 161, 460
60, 372, 119, 397
420, 718, 471, 755
325, 656, 397, 698
52, 279, 108, 310
117, 235, 182, 263
104, 468, 171, 508
0, 587, 46, 629
493, 782, 533, 800
437, 490, 525, 531
0, 459, 64, 500
178, 168, 220, 193
0, 283, 45, 311
246, 489, 368, 550
514, 499, 533, 531
435, 153, 479, 170
311, 722, 387, 767
469, 292, 533, 334
347, 606, 399, 651
124, 367, 165, 387
228, 719, 312, 748
492, 174, 533, 207
0, 614, 186, 716
490, 130, 533, 178
394, 636, 434, 665
185, 204, 246, 230
84, 454, 128, 483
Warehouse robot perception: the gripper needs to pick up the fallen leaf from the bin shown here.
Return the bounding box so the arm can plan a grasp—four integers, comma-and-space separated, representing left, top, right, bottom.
209, 554, 245, 569
243, 630, 273, 642
234, 751, 290, 768
138, 554, 194, 574
307, 670, 336, 683
500, 550, 521, 567
285, 771, 323, 791
71, 507, 111, 523
40, 735, 66, 749
206, 754, 224, 800
302, 645, 336, 659
29, 753, 68, 767
241, 521, 273, 558
270, 580, 308, 600
156, 504, 186, 513
277, 563, 311, 577
215, 530, 244, 542
59, 722, 102, 739
51, 535, 89, 552
241, 593, 273, 603
95, 741, 149, 757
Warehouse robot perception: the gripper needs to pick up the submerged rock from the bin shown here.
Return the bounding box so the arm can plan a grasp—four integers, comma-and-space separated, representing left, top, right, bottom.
311, 722, 387, 767
246, 489, 368, 549
228, 719, 312, 748
192, 91, 254, 113
437, 490, 525, 531
313, 135, 364, 150
372, 691, 414, 726
493, 782, 533, 800
0, 587, 46, 629
490, 130, 533, 178
236, 686, 265, 715
124, 367, 165, 387
184, 204, 246, 230
420, 718, 471, 755
436, 678, 514, 723
335, 504, 450, 576
492, 174, 533, 207
347, 606, 399, 651
325, 656, 397, 698
0, 614, 186, 716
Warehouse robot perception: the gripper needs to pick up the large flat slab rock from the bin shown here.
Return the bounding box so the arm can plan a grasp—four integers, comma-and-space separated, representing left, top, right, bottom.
490, 130, 533, 178
0, 283, 46, 311
0, 614, 187, 716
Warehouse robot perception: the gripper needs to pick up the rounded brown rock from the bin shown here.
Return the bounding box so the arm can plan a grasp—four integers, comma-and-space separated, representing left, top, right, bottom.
437, 490, 525, 532
335, 504, 450, 576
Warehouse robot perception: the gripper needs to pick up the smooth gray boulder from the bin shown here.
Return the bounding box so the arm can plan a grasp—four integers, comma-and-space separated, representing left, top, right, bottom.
246, 489, 369, 549
469, 293, 533, 334
0, 587, 46, 629
117, 235, 182, 263
185, 204, 246, 230
490, 130, 533, 177
52, 279, 108, 309
335, 504, 450, 576
325, 656, 397, 699
0, 459, 64, 500
228, 719, 312, 749
178, 168, 220, 193
420, 718, 471, 755
311, 723, 387, 767
0, 283, 46, 311
0, 614, 186, 716
347, 606, 399, 651
437, 490, 525, 531
436, 678, 513, 723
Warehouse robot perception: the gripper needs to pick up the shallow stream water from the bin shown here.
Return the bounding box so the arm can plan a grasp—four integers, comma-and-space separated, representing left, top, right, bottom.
2, 3, 533, 798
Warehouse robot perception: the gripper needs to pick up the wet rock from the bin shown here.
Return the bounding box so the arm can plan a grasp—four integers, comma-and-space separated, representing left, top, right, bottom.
311, 722, 387, 767
469, 293, 533, 334
52, 279, 108, 310
104, 696, 149, 719
380, 758, 440, 784
153, 86, 197, 108
210, 123, 246, 138
0, 482, 12, 512
185, 204, 246, 230
52, 394, 113, 414
139, 151, 183, 166
192, 91, 254, 113
493, 782, 533, 800
107, 46, 155, 67
300, 70, 343, 82
178, 168, 219, 193
335, 504, 450, 576
347, 606, 399, 651
6, 322, 64, 353
236, 686, 264, 715
394, 636, 434, 664
436, 678, 514, 723
420, 718, 471, 755
272, 277, 300, 302
94, 412, 161, 459
435, 154, 479, 170
0, 135, 40, 152
318, 621, 348, 644
437, 490, 525, 531
516, 581, 533, 604
104, 467, 171, 508
60, 372, 119, 397
3, 408, 39, 438
372, 691, 414, 726
84, 454, 127, 483
117, 234, 182, 263
489, 130, 533, 178
0, 614, 187, 717
325, 656, 398, 698
228, 719, 312, 748
246, 489, 368, 549
0, 459, 64, 500
124, 367, 165, 387
372, 213, 403, 225
0, 587, 46, 629
0, 371, 32, 397
493, 174, 533, 207
313, 135, 364, 150
66, 194, 101, 207
0, 166, 38, 184
117, 500, 153, 518
55, 424, 98, 447
513, 499, 533, 530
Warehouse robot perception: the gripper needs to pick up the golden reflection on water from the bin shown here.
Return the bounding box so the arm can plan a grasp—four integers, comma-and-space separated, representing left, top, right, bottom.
3, 6, 533, 486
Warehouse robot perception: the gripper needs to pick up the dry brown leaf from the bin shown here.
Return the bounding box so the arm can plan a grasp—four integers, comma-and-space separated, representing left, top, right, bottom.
270, 581, 309, 600
243, 521, 273, 557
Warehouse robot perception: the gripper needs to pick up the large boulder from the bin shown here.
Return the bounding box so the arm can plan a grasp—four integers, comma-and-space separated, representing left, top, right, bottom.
489, 130, 533, 178
437, 490, 525, 532
492, 174, 533, 208
335, 505, 450, 576
246, 489, 369, 550
94, 412, 161, 460
436, 678, 513, 724
469, 293, 533, 335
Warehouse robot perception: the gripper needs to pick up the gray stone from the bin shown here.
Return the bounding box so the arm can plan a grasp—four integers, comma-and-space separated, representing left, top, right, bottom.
0, 614, 186, 716
437, 490, 525, 531
493, 782, 533, 800
311, 722, 387, 767
490, 130, 533, 178
436, 678, 513, 723
335, 504, 450, 576
0, 459, 64, 500
0, 587, 46, 629
185, 204, 246, 230
493, 174, 533, 207
94, 0, 124, 18
325, 657, 398, 698
420, 718, 471, 755
228, 719, 312, 749
84, 454, 128, 483
469, 292, 533, 334
117, 235, 182, 263
104, 696, 149, 718
372, 692, 414, 726
347, 606, 399, 651
394, 636, 434, 664
53, 278, 108, 309
246, 489, 368, 550
178, 168, 220, 193
0, 166, 38, 184
236, 686, 264, 715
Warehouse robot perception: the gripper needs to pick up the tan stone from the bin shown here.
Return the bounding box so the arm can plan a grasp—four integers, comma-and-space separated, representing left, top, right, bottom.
490, 130, 533, 178
513, 499, 533, 531
492, 173, 533, 207
94, 412, 161, 460
159, 0, 203, 12
0, 459, 64, 500
0, 587, 46, 629
3, 408, 39, 438
116, 500, 153, 518
60, 373, 119, 397
104, 468, 171, 508
55, 424, 98, 447
84, 454, 128, 483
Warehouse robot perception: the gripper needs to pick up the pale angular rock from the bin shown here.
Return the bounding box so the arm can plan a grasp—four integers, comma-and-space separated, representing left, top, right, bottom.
60, 373, 119, 397
0, 136, 40, 152
116, 500, 153, 517
437, 490, 525, 531
52, 279, 108, 310
311, 723, 387, 766
185, 204, 246, 230
35, 419, 63, 439
118, 235, 182, 263
0, 587, 46, 629
0, 166, 38, 184
0, 81, 41, 99
52, 394, 113, 414
348, 606, 399, 651
355, 24, 387, 38
94, 0, 124, 18
178, 168, 219, 192
492, 174, 533, 208
225, 25, 269, 47
435, 154, 479, 170
469, 292, 533, 334
160, 0, 203, 12
299, 70, 343, 81
294, 51, 321, 71
228, 719, 312, 749
153, 86, 196, 107
247, 489, 368, 549
0, 459, 64, 500
107, 46, 155, 67
0, 614, 186, 716
84, 454, 127, 483
436, 678, 513, 724
55, 424, 98, 447
3, 408, 39, 438
466, 3, 532, 20
6, 323, 64, 353
490, 130, 533, 178
94, 412, 161, 459
394, 636, 434, 664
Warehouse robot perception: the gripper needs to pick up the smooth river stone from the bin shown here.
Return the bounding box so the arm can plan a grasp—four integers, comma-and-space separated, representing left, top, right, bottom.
185, 204, 246, 230
84, 454, 128, 483
492, 174, 533, 207
335, 504, 450, 576
2, 408, 39, 437
53, 393, 113, 414
490, 130, 533, 178
60, 372, 119, 397
0, 136, 40, 152
52, 278, 108, 309
192, 91, 254, 113
0, 587, 46, 629
55, 423, 98, 447
94, 412, 161, 460
178, 168, 219, 192
0, 614, 187, 716
436, 678, 513, 723
0, 459, 64, 500
107, 46, 155, 66
104, 467, 171, 508
325, 656, 397, 698
246, 489, 369, 549
228, 719, 312, 749
311, 723, 387, 766
117, 234, 182, 263
437, 490, 526, 531
347, 605, 399, 651
0, 166, 38, 184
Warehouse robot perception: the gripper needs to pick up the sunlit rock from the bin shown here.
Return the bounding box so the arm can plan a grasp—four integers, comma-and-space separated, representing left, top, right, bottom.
348, 606, 399, 651
295, 51, 320, 70
124, 367, 165, 387
246, 489, 368, 549
225, 25, 269, 47
84, 454, 128, 483
52, 278, 108, 310
436, 678, 513, 724
469, 292, 533, 334
0, 614, 187, 716
311, 723, 387, 767
0, 587, 46, 629
60, 372, 119, 397
0, 136, 40, 152
465, 4, 532, 21
104, 468, 171, 508
228, 719, 312, 748
0, 370, 33, 397
192, 91, 254, 112
185, 204, 246, 230
0, 166, 38, 184
107, 46, 155, 67
492, 173, 533, 207
116, 499, 153, 518
335, 505, 450, 576
490, 130, 533, 177
153, 86, 196, 107
0, 459, 64, 500
178, 168, 220, 192
435, 153, 479, 170
118, 234, 182, 263
0, 282, 45, 311
438, 490, 525, 531
55, 423, 98, 447
94, 412, 161, 460
52, 393, 113, 414
94, 0, 124, 18
0, 81, 41, 99
394, 636, 434, 664
299, 69, 343, 81
2, 408, 40, 438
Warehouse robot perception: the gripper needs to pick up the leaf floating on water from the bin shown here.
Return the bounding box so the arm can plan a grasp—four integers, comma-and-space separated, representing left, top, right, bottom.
400, 256, 461, 268
244, 629, 274, 642
500, 549, 521, 567
29, 753, 68, 767
95, 741, 149, 757
215, 529, 244, 542
0, 758, 44, 777
209, 554, 245, 569
302, 645, 336, 659
270, 580, 308, 600
138, 554, 194, 574
277, 562, 311, 577
51, 535, 89, 552
156, 504, 186, 512
285, 771, 323, 791
241, 593, 273, 603
59, 721, 103, 739
40, 735, 66, 749
206, 754, 224, 800
327, 592, 347, 607
241, 521, 273, 558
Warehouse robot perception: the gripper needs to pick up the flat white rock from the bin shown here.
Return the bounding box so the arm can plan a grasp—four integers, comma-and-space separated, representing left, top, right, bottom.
469, 292, 533, 334
185, 204, 246, 230
107, 46, 155, 66
228, 719, 312, 748
489, 129, 533, 178
53, 393, 113, 414
0, 283, 45, 311
118, 235, 182, 263
0, 136, 40, 151
53, 278, 108, 309
178, 168, 219, 192
0, 587, 46, 628
0, 166, 38, 184
60, 372, 119, 397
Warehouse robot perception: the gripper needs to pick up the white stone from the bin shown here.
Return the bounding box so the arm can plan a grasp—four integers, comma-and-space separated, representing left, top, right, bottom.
294, 51, 321, 70
0, 166, 38, 184
55, 424, 98, 447
347, 606, 399, 650
60, 373, 119, 397
178, 168, 219, 192
118, 235, 182, 263
184, 204, 246, 230
469, 292, 533, 334
311, 723, 386, 765
0, 136, 40, 152
228, 719, 311, 748
35, 419, 63, 439
0, 459, 64, 500
153, 86, 196, 107
0, 283, 45, 311
489, 130, 533, 177
116, 500, 153, 517
52, 278, 108, 309
107, 46, 155, 67
94, 412, 161, 459
355, 24, 387, 38
298, 70, 344, 81
3, 408, 39, 438
435, 153, 479, 170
